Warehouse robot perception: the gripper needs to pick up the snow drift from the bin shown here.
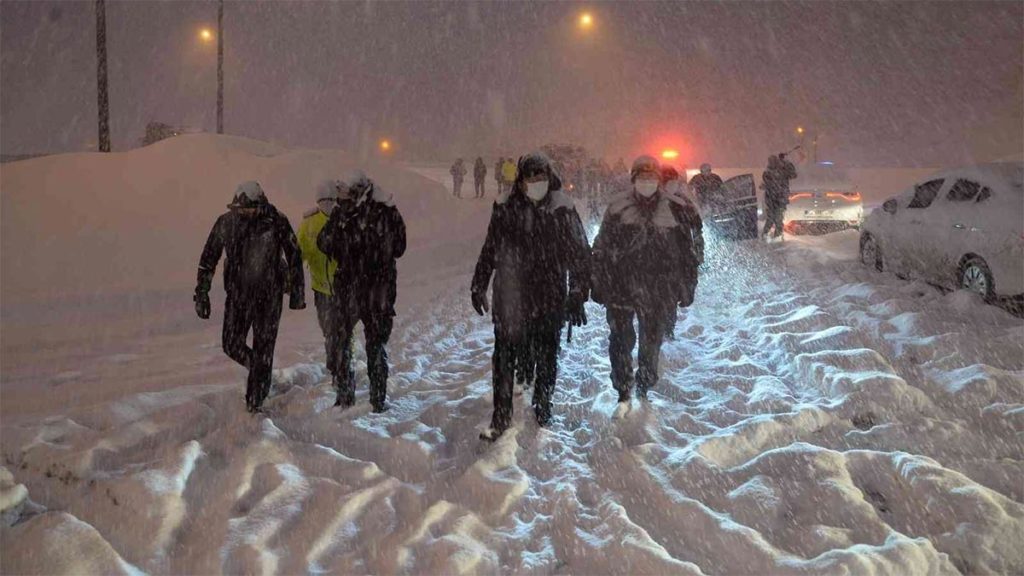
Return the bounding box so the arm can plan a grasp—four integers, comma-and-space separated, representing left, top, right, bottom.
2, 136, 1022, 574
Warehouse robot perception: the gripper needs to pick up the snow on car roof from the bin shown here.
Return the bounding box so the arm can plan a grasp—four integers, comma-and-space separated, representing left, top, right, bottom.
932, 162, 1023, 193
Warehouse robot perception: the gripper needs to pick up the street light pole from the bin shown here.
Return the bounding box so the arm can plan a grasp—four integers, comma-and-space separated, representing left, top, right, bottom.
95, 0, 110, 152
217, 0, 223, 134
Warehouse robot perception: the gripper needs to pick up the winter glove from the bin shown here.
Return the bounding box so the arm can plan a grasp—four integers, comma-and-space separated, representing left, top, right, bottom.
194, 292, 211, 320
289, 292, 306, 311
471, 289, 489, 316
566, 296, 587, 327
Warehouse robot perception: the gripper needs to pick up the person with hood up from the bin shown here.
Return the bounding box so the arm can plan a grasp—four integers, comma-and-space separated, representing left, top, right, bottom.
317, 171, 406, 412
688, 163, 724, 211
194, 181, 306, 413
501, 157, 517, 192
471, 153, 591, 441
592, 156, 702, 408
474, 157, 488, 198
450, 158, 467, 198
761, 153, 798, 240
298, 179, 353, 391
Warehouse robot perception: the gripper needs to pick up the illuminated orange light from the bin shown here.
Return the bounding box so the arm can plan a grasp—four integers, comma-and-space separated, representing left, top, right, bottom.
789, 193, 813, 200
200, 28, 213, 42
379, 139, 391, 152
827, 191, 861, 201
579, 12, 593, 28
661, 149, 679, 160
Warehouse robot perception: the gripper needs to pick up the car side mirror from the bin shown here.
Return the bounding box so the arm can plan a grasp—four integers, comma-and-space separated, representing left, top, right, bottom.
883, 199, 897, 215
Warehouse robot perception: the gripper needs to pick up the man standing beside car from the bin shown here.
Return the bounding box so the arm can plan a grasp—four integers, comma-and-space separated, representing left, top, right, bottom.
761, 153, 797, 240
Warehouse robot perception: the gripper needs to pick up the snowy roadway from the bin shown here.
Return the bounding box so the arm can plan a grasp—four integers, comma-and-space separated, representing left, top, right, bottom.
2, 149, 1022, 574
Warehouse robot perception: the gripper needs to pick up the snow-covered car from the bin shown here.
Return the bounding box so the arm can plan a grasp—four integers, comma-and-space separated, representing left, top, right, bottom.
699, 174, 759, 240
784, 162, 863, 233
859, 162, 1024, 301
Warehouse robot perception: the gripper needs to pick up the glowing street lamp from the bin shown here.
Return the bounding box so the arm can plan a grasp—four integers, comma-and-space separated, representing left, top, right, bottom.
199, 28, 214, 43
796, 126, 804, 135
379, 139, 392, 153
661, 149, 679, 161
579, 12, 594, 30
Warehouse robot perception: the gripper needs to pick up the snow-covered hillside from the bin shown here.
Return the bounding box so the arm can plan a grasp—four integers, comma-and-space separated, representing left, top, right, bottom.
1, 137, 1022, 574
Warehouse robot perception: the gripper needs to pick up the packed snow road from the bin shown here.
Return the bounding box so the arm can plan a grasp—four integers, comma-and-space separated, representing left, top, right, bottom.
3, 227, 1022, 574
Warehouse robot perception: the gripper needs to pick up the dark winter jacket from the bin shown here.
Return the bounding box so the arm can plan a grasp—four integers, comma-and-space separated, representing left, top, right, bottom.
317, 185, 406, 316
763, 158, 797, 209
450, 162, 467, 181
592, 190, 702, 310
494, 160, 503, 183
474, 159, 487, 181
689, 173, 724, 208
196, 204, 304, 301
472, 158, 591, 334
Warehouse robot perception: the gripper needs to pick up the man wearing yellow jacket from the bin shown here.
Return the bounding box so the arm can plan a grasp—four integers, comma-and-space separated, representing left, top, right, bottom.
299, 179, 348, 389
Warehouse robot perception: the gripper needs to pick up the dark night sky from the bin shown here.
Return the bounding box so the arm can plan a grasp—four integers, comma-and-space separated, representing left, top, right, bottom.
1, 1, 1021, 167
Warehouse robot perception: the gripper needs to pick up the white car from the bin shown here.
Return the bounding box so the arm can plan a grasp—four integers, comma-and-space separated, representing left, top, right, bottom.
859, 162, 1024, 302
784, 163, 863, 233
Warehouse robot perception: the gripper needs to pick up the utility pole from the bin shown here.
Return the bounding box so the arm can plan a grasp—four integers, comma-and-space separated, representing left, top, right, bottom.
96, 0, 110, 152
217, 0, 224, 134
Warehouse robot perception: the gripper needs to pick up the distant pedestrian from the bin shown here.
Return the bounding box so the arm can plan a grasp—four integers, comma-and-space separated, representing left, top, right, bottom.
501, 157, 517, 192
474, 157, 488, 198
450, 158, 467, 198
494, 157, 505, 195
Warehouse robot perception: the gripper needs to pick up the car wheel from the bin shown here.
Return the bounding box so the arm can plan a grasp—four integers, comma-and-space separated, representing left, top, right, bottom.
958, 256, 995, 301
860, 233, 883, 272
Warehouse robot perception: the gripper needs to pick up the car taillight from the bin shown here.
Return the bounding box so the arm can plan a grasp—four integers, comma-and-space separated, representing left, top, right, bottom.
790, 193, 813, 200
826, 192, 861, 201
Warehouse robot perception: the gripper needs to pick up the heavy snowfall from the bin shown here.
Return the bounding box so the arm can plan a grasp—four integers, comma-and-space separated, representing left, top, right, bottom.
2, 2, 1023, 575
1, 135, 1022, 574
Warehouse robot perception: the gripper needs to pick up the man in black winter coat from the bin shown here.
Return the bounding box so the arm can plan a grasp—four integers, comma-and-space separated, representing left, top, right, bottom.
317, 172, 406, 412
474, 157, 488, 198
762, 154, 798, 239
689, 163, 724, 211
471, 152, 591, 441
194, 181, 306, 413
592, 156, 702, 406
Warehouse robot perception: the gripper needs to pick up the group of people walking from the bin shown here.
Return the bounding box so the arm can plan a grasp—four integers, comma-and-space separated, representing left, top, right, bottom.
195, 172, 405, 414
470, 153, 703, 440
194, 149, 796, 442
451, 156, 518, 199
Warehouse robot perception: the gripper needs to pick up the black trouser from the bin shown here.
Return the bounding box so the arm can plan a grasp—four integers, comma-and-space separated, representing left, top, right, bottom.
763, 204, 785, 237
314, 291, 352, 382
474, 179, 485, 198
333, 294, 394, 408
514, 336, 536, 385
491, 323, 561, 431
607, 304, 671, 397
223, 290, 283, 410
453, 178, 463, 198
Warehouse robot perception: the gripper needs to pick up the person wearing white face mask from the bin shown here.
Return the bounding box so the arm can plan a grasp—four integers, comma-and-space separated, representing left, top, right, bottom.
592, 156, 703, 411
471, 152, 591, 441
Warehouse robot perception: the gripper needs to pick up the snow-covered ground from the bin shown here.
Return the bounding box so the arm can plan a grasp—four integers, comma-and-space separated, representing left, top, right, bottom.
2, 137, 1022, 574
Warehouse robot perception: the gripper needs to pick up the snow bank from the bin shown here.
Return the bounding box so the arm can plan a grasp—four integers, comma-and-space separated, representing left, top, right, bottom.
2, 141, 1022, 573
